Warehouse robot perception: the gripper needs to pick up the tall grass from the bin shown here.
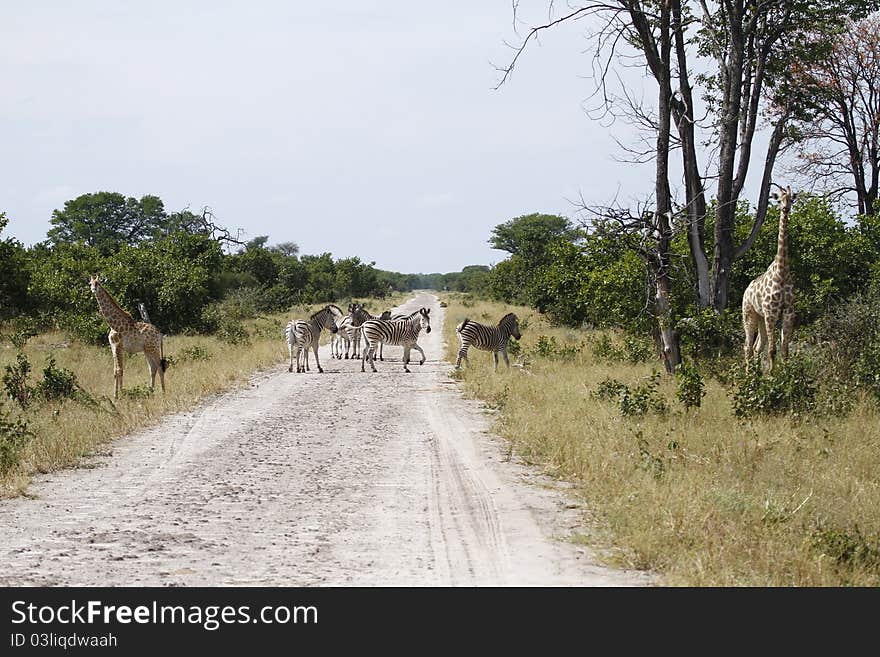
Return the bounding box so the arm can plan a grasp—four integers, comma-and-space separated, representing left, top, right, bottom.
442, 292, 880, 586
0, 295, 404, 497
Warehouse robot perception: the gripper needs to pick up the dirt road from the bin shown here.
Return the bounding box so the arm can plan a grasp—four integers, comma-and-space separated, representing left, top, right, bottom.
0, 292, 646, 586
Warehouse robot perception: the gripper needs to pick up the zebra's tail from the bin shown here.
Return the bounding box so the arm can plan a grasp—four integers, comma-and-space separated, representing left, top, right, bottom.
457, 318, 469, 333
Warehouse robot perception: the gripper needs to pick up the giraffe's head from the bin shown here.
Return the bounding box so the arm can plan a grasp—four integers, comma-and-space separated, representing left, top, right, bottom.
88, 274, 102, 293
771, 185, 796, 213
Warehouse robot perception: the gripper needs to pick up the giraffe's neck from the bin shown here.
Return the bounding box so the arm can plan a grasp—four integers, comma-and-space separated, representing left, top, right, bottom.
93, 284, 135, 331
775, 204, 790, 272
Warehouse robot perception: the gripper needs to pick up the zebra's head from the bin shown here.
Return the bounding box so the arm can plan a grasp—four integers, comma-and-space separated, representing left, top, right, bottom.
379, 310, 392, 320
419, 307, 431, 334
320, 305, 341, 333
501, 312, 521, 340
347, 302, 364, 326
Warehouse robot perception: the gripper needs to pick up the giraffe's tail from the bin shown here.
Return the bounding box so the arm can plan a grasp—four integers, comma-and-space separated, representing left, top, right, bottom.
160, 336, 168, 372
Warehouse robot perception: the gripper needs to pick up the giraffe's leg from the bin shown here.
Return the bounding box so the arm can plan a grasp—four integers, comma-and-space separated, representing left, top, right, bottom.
743, 308, 758, 366
501, 348, 510, 369
110, 335, 123, 399
412, 343, 426, 366
146, 350, 159, 391
764, 315, 778, 372
780, 308, 796, 360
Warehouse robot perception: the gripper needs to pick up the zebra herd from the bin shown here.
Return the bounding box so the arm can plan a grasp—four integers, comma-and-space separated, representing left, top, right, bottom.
284, 301, 522, 374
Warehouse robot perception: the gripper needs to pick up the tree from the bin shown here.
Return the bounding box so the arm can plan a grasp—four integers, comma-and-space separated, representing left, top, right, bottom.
0, 213, 31, 319
788, 13, 880, 216
489, 213, 579, 260
497, 1, 871, 312
47, 192, 167, 253
270, 241, 300, 257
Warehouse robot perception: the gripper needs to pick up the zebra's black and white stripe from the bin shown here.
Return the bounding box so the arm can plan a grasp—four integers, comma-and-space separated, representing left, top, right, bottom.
347, 303, 392, 359
361, 307, 431, 373
455, 312, 521, 371
285, 305, 341, 373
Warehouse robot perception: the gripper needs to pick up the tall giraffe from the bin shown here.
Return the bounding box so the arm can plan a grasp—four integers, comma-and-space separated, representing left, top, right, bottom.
742, 185, 797, 370
89, 276, 167, 399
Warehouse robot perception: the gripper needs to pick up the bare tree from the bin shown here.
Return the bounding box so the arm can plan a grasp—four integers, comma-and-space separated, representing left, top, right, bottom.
787, 13, 880, 216
496, 0, 864, 311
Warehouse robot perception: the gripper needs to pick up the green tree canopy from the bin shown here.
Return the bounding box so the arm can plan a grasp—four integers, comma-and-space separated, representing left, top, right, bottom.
489, 213, 580, 261
46, 192, 168, 253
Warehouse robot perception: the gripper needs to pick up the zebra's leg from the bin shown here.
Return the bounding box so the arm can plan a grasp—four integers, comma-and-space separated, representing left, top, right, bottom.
379, 341, 384, 361
304, 345, 310, 372
412, 342, 426, 366
361, 340, 367, 372
455, 342, 467, 368
501, 348, 510, 369
369, 342, 379, 372
314, 343, 323, 373
403, 346, 411, 373
493, 351, 499, 371
288, 338, 295, 372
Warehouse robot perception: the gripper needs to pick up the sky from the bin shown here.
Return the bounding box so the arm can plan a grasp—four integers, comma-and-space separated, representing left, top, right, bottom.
3, 1, 670, 273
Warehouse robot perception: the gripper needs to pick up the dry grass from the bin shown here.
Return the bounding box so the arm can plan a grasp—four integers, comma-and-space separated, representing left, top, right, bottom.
442, 292, 880, 586
0, 295, 404, 497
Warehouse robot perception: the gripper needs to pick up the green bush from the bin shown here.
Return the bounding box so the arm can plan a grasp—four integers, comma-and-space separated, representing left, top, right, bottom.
531, 335, 580, 361
810, 523, 880, 577
678, 308, 742, 360
728, 356, 818, 418
591, 332, 652, 364
592, 372, 668, 417
3, 353, 33, 409
0, 403, 31, 474
676, 362, 706, 410
33, 355, 79, 402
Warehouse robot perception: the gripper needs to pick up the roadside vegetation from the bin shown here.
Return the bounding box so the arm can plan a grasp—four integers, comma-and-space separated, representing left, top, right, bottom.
442, 293, 880, 585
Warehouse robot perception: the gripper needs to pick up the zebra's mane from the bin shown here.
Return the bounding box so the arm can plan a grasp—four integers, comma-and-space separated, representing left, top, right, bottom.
500, 312, 517, 324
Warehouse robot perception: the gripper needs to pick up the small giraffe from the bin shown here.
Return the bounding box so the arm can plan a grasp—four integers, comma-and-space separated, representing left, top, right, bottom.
89, 275, 167, 399
742, 185, 797, 370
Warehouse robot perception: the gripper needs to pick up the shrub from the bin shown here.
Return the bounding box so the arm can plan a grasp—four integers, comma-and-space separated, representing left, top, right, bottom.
3, 353, 32, 409
176, 345, 212, 362
677, 308, 742, 360
854, 341, 880, 403
531, 335, 580, 361
592, 372, 668, 417
676, 362, 706, 410
0, 403, 31, 474
810, 523, 880, 577
33, 355, 79, 402
591, 332, 652, 364
119, 385, 154, 400
727, 356, 818, 418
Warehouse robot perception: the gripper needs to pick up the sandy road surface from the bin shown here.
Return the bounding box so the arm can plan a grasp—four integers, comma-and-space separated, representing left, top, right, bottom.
0, 292, 647, 586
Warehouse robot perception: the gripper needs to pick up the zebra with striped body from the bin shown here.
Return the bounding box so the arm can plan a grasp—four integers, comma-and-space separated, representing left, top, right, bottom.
455, 312, 521, 371
347, 303, 392, 359
331, 315, 358, 359
285, 305, 341, 373
361, 307, 431, 373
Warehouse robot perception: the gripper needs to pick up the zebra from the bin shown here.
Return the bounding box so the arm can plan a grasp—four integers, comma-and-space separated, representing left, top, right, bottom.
361, 307, 431, 373
285, 305, 341, 373
331, 315, 357, 359
455, 312, 522, 371
347, 303, 392, 359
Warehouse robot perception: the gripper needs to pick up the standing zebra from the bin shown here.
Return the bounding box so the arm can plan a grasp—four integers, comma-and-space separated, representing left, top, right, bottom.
455, 312, 522, 371
361, 307, 431, 373
331, 315, 358, 359
285, 305, 341, 373
347, 303, 392, 359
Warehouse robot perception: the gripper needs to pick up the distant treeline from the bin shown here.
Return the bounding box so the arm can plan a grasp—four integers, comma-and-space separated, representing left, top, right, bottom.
0, 192, 489, 343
